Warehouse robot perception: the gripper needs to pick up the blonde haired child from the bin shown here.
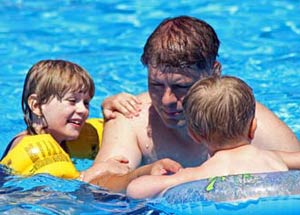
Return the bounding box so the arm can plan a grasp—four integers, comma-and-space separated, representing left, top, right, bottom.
127, 76, 300, 199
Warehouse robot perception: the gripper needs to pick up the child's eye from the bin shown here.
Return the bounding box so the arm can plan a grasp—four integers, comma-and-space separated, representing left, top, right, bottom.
66, 98, 76, 104
84, 101, 90, 108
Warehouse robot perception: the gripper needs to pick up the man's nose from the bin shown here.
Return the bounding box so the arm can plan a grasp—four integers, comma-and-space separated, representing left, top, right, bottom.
162, 87, 177, 106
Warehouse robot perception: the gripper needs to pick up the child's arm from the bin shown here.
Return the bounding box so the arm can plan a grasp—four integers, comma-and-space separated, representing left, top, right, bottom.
126, 166, 210, 199
275, 151, 300, 169
90, 158, 181, 193
126, 174, 174, 199
126, 157, 226, 199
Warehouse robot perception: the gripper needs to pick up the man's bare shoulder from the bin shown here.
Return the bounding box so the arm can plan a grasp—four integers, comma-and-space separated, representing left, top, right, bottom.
137, 92, 151, 103
104, 98, 151, 142
253, 101, 299, 151
129, 94, 151, 124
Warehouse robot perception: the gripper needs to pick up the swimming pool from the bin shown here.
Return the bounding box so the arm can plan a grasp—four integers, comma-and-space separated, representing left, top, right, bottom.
0, 0, 299, 214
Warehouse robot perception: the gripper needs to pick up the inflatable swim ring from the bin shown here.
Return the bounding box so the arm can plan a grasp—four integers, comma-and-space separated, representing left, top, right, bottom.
0, 118, 104, 179
155, 171, 300, 214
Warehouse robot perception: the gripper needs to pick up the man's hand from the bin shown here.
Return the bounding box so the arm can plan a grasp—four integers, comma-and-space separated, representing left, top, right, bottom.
80, 156, 130, 183
150, 158, 182, 175
101, 93, 142, 120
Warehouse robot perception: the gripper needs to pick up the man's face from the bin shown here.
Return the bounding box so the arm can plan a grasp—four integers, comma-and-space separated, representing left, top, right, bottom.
148, 65, 210, 129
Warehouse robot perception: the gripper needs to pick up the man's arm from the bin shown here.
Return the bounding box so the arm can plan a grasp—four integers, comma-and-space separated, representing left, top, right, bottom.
90, 158, 182, 193
252, 102, 300, 151
275, 151, 300, 169
82, 112, 142, 182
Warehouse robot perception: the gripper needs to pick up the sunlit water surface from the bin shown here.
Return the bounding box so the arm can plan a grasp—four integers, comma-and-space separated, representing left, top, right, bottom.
0, 0, 299, 214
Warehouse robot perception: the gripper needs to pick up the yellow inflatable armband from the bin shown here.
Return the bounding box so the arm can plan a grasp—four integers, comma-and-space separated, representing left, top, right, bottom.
65, 118, 104, 159
0, 134, 79, 179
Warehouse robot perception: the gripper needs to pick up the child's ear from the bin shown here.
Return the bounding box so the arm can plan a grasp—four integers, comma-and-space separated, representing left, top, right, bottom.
248, 118, 257, 140
212, 61, 222, 76
188, 127, 202, 144
28, 94, 42, 116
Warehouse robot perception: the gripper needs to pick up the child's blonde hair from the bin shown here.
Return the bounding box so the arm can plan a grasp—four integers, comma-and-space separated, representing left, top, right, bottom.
22, 60, 95, 134
183, 75, 255, 145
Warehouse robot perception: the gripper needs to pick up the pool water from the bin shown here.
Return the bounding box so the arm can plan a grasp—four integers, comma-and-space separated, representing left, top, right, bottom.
0, 0, 299, 214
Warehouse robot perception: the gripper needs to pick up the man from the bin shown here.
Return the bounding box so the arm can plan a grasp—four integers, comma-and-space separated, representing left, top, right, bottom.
83, 16, 299, 182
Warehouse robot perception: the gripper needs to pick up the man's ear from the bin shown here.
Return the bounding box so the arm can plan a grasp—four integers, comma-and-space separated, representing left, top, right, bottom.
248, 118, 257, 140
212, 61, 222, 76
188, 127, 202, 144
28, 94, 42, 116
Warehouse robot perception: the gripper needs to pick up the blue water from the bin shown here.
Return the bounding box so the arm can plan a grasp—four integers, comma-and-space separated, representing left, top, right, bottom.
0, 0, 299, 214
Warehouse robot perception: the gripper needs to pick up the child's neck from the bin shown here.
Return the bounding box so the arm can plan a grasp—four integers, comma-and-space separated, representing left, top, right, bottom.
60, 140, 69, 153
208, 138, 251, 156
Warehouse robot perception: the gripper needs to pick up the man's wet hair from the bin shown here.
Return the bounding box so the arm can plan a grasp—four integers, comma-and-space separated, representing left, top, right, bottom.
141, 15, 220, 70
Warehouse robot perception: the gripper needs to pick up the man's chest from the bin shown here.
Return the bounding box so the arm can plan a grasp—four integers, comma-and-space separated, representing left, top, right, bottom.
139, 133, 208, 167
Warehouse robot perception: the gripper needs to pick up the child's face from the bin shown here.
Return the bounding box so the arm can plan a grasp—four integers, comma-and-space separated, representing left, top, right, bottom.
40, 90, 91, 143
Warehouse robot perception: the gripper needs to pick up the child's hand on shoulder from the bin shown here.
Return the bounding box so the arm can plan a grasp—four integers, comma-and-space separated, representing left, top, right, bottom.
101, 92, 142, 120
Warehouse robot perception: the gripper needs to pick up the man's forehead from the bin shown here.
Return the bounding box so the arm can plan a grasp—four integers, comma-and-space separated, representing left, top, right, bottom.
148, 65, 203, 78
